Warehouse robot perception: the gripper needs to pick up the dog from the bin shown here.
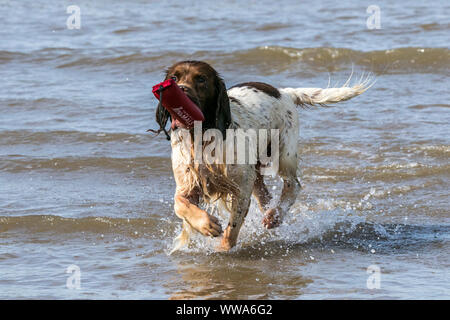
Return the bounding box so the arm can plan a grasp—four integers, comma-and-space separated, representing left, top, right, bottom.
153, 60, 370, 253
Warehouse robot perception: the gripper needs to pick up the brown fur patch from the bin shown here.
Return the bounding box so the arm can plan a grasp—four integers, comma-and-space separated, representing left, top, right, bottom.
230, 82, 281, 99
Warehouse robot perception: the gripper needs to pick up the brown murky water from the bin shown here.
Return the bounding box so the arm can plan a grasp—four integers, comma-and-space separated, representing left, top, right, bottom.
0, 0, 449, 299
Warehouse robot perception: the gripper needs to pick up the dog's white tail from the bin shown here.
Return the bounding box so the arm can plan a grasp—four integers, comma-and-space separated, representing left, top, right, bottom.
280, 73, 374, 107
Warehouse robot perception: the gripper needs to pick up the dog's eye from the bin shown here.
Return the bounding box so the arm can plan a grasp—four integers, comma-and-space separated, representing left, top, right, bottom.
196, 76, 206, 83
170, 76, 177, 81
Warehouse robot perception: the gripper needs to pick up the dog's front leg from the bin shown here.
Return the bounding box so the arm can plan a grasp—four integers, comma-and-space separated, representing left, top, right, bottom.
174, 192, 222, 237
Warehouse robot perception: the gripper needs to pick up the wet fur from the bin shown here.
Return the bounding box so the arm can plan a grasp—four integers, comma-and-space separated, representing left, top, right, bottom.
154, 61, 371, 253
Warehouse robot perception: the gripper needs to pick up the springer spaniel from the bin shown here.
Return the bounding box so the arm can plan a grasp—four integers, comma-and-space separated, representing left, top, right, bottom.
153, 60, 370, 253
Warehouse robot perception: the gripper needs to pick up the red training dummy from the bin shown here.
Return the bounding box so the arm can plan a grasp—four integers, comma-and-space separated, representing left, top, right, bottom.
152, 79, 204, 129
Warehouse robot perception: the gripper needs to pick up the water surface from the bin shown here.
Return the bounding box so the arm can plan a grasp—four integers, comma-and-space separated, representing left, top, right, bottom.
0, 0, 449, 299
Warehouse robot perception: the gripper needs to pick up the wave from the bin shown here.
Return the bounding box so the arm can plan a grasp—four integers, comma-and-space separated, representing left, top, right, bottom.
224, 46, 450, 74
419, 23, 450, 31
2, 214, 447, 256
2, 154, 448, 182
0, 215, 164, 236
0, 97, 81, 110
1, 140, 448, 181
302, 162, 450, 183
0, 156, 171, 173
408, 104, 450, 110
0, 50, 27, 63
1, 46, 448, 74
0, 130, 150, 145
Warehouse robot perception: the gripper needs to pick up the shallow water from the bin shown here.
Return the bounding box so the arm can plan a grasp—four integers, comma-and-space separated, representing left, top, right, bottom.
0, 0, 449, 299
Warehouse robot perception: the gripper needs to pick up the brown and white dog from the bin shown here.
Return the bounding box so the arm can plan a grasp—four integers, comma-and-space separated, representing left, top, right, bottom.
153, 60, 370, 253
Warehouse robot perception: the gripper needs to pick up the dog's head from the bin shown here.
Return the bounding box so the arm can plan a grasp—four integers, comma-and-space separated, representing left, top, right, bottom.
155, 60, 231, 138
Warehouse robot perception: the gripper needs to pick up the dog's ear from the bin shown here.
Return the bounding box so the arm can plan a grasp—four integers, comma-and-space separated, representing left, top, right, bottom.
215, 77, 231, 139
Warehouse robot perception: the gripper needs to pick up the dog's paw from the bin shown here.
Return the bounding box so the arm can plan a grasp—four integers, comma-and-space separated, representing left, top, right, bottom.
215, 243, 232, 252
188, 211, 223, 237
262, 208, 281, 229
216, 237, 235, 252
